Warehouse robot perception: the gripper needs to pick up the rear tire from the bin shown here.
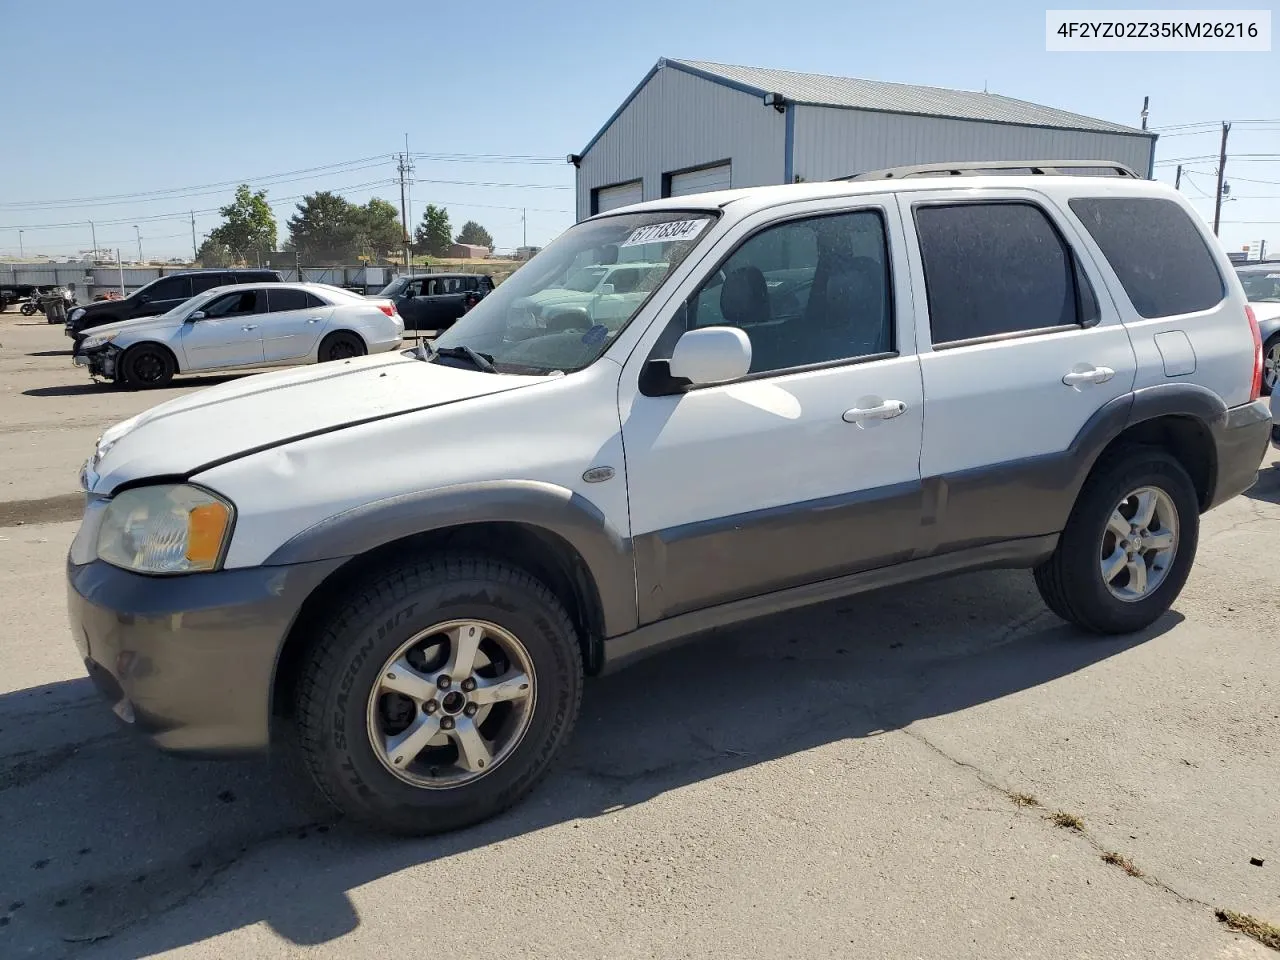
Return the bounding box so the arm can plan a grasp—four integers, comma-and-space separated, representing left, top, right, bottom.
120, 343, 176, 389
318, 331, 366, 362
290, 554, 583, 835
1262, 333, 1280, 396
1034, 448, 1199, 634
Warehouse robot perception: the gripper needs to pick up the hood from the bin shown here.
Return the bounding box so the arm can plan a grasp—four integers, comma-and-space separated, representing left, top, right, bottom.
87, 351, 546, 494
76, 297, 135, 317
81, 312, 182, 341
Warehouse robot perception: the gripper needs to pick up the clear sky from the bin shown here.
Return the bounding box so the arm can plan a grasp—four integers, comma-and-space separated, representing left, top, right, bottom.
1, 0, 1277, 260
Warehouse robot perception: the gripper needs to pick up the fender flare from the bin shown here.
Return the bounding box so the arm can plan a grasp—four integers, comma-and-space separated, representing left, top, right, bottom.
264, 479, 637, 636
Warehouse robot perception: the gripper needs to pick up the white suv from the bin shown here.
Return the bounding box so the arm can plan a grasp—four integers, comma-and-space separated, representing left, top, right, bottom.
67, 162, 1272, 835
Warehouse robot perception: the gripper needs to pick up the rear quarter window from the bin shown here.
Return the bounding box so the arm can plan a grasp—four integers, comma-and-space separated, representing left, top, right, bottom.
1068, 197, 1225, 319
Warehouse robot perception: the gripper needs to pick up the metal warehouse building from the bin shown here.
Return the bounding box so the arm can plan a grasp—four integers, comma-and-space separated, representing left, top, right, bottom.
570, 58, 1157, 220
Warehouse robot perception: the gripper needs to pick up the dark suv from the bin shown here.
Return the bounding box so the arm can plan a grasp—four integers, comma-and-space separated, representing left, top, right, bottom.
66, 269, 283, 345
377, 273, 494, 331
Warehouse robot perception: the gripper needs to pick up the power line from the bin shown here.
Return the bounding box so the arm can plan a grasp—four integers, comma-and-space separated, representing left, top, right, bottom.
0, 156, 393, 210
410, 152, 563, 165
412, 177, 570, 190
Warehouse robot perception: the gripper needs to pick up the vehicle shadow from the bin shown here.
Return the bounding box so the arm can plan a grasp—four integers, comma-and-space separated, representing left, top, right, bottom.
1244, 461, 1280, 506
27, 350, 73, 358
23, 375, 241, 399
0, 569, 1178, 957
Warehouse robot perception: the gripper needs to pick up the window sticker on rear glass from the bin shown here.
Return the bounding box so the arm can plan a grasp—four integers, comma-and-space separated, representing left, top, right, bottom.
620, 219, 707, 247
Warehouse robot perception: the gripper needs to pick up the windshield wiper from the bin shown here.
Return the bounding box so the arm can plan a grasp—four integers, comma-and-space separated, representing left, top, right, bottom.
433, 344, 496, 373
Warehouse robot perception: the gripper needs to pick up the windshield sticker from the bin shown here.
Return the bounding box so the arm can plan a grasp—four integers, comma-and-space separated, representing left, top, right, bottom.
620, 219, 707, 247
580, 324, 609, 346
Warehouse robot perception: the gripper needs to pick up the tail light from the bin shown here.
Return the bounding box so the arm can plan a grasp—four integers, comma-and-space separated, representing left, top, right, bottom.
376, 301, 397, 318
1247, 304, 1263, 401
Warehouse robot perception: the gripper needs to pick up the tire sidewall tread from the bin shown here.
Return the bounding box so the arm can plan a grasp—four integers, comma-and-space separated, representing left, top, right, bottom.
1036, 446, 1200, 634
292, 554, 582, 835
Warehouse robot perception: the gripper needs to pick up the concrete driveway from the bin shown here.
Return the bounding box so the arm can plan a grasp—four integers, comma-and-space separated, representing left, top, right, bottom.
1, 313, 1278, 959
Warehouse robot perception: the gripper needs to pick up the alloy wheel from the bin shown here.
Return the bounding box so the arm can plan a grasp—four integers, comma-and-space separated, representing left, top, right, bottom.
366, 619, 536, 789
1099, 486, 1179, 602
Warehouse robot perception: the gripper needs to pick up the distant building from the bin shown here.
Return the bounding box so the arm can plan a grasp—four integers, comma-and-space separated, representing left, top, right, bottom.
570, 57, 1157, 220
515, 245, 543, 261
449, 243, 490, 259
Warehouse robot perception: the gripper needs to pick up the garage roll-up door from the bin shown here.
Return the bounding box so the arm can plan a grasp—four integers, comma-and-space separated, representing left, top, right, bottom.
668, 163, 731, 197
596, 180, 643, 213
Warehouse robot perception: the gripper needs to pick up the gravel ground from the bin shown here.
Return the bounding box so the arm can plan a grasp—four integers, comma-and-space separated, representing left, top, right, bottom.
1, 312, 1278, 959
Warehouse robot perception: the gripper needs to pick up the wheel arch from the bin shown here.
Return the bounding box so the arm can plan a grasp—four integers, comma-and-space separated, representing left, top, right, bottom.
266, 481, 636, 724
1080, 383, 1226, 514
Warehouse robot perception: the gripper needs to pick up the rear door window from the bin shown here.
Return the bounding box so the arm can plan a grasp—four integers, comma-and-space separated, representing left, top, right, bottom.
141, 275, 193, 302
1069, 197, 1225, 318
267, 288, 310, 312
914, 202, 1080, 345
191, 274, 223, 295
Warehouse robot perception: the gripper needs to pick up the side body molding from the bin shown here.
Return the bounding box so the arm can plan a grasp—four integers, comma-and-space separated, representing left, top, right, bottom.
264, 480, 638, 637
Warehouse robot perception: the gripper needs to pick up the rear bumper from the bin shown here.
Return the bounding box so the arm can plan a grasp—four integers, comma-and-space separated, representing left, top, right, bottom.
67, 556, 343, 756
1207, 398, 1273, 509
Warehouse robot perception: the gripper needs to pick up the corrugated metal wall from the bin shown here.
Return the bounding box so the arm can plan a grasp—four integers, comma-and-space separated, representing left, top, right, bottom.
792, 106, 1155, 182
576, 65, 786, 220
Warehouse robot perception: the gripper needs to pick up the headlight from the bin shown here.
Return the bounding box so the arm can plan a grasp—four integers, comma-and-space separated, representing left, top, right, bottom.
81, 331, 118, 351
69, 307, 85, 322
96, 484, 234, 574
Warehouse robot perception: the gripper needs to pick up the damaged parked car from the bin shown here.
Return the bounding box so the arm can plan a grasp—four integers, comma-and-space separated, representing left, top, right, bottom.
75, 282, 403, 388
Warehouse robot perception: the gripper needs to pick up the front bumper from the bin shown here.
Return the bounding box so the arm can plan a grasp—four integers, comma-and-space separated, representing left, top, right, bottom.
75, 343, 119, 378
67, 556, 343, 756
1207, 398, 1274, 509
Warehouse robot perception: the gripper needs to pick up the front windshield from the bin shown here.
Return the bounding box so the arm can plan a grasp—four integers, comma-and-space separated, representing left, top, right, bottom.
432, 210, 716, 373
1237, 269, 1280, 302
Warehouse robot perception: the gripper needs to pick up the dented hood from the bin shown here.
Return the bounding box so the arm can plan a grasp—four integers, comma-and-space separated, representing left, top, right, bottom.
86, 351, 545, 494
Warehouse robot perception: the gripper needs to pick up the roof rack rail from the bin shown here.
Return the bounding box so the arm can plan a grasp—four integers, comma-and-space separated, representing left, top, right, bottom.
837, 160, 1141, 182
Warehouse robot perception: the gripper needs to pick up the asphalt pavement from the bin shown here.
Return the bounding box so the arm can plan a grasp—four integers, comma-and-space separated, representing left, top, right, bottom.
1, 311, 1278, 959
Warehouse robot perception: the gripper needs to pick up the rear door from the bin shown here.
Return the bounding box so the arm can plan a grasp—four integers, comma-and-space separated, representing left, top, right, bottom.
178, 288, 266, 370
899, 189, 1138, 554
261, 288, 332, 363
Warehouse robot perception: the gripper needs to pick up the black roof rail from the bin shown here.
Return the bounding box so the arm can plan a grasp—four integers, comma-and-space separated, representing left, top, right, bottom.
837, 160, 1141, 182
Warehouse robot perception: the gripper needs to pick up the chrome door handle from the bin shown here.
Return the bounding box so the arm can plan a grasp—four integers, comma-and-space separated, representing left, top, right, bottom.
843, 400, 907, 423
1062, 365, 1115, 386
306, 317, 321, 323
241, 324, 259, 331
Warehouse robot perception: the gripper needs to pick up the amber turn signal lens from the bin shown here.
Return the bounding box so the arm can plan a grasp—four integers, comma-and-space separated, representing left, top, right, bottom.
186, 502, 230, 565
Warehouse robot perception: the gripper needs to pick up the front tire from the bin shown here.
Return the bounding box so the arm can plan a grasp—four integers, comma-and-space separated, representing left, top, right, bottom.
119, 343, 176, 389
291, 554, 583, 835
1034, 448, 1199, 634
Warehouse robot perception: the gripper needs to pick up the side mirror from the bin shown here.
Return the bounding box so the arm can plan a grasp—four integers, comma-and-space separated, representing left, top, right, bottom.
667, 326, 752, 386
597, 283, 615, 296
187, 310, 206, 321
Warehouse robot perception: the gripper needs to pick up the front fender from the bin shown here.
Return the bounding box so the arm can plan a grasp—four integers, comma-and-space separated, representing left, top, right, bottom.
263, 479, 638, 636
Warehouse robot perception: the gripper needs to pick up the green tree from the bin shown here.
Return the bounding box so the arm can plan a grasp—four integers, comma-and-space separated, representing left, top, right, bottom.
287, 191, 360, 262
414, 204, 452, 257
455, 220, 493, 250
195, 238, 234, 268
356, 198, 406, 260
208, 185, 276, 264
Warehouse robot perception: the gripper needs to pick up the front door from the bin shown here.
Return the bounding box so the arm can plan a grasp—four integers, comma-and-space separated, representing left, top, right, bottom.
261, 287, 331, 362
179, 288, 265, 370
620, 201, 925, 624
898, 191, 1139, 553
398, 278, 429, 331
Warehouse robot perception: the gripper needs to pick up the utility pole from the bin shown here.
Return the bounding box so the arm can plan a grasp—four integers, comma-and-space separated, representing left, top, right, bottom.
89, 221, 97, 259
134, 225, 143, 264
190, 211, 198, 263
522, 208, 527, 249
1174, 165, 1182, 190
18, 230, 23, 258
117, 249, 124, 296
1140, 96, 1149, 130
397, 143, 415, 276
1213, 121, 1230, 237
